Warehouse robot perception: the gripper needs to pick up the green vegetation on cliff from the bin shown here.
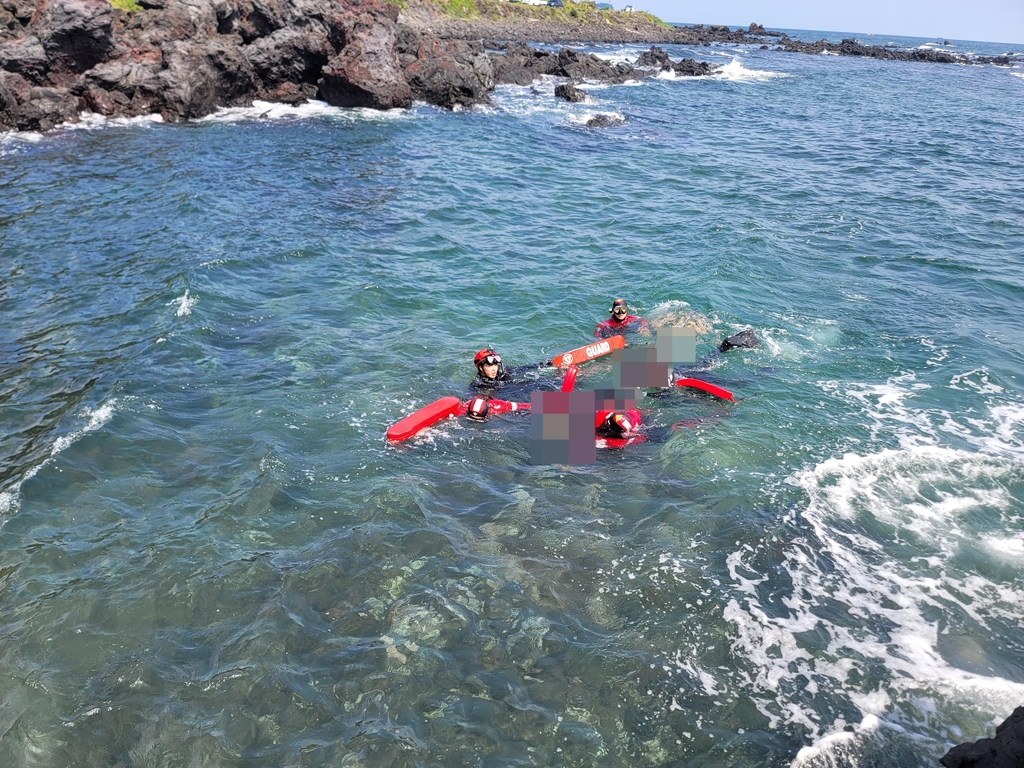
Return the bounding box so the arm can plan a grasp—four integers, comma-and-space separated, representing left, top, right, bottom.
406, 0, 668, 27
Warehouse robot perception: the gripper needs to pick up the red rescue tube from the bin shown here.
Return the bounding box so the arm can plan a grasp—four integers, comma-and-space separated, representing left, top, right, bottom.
387, 396, 462, 443
673, 378, 735, 402
561, 365, 578, 393
550, 335, 625, 367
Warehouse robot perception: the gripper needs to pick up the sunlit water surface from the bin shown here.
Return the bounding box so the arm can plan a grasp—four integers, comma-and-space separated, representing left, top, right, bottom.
2, 31, 1024, 768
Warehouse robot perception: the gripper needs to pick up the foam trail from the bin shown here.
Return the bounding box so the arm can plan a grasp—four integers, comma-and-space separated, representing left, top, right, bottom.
0, 401, 118, 522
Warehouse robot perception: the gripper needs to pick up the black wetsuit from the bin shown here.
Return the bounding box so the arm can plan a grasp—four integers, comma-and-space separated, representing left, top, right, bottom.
470, 363, 557, 402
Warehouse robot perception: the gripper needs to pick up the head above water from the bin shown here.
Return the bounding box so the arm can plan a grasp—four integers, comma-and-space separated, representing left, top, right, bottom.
466, 396, 490, 422
474, 348, 503, 380
610, 298, 628, 318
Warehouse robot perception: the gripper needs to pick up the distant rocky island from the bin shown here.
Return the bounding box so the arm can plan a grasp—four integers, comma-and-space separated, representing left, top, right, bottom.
0, 0, 1018, 132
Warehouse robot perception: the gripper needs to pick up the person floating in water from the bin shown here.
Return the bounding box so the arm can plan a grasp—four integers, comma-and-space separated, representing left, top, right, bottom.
595, 298, 652, 338
470, 347, 553, 400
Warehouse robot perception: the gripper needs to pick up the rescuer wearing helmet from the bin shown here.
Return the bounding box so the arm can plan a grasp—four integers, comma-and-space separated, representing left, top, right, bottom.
595, 409, 642, 439
595, 299, 651, 339
474, 348, 507, 382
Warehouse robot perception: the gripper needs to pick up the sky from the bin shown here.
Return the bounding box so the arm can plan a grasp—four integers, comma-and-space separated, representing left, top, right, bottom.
631, 0, 1024, 45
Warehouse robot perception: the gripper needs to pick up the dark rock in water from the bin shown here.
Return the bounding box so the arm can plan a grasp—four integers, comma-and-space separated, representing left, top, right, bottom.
490, 42, 645, 88
720, 330, 760, 352
636, 45, 671, 69
944, 39, 952, 45
941, 706, 1024, 768
554, 81, 589, 103
318, 1, 412, 110
748, 22, 767, 35
399, 35, 492, 109
673, 57, 716, 76
586, 112, 624, 128
554, 46, 637, 82
635, 46, 717, 76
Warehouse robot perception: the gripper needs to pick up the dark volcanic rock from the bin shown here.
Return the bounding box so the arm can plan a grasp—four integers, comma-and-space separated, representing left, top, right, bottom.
673, 57, 715, 76
553, 46, 636, 82
244, 28, 332, 90
35, 0, 116, 77
490, 43, 645, 87
399, 34, 492, 109
941, 706, 1024, 768
319, 0, 412, 110
585, 112, 624, 128
0, 35, 48, 79
1, 0, 414, 129
554, 80, 589, 103
636, 45, 671, 68
634, 46, 718, 76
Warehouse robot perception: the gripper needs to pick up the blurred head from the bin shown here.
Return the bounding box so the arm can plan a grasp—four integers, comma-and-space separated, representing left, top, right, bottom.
610, 298, 628, 319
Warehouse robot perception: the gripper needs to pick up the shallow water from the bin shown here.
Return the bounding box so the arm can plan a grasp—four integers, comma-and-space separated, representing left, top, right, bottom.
2, 33, 1024, 767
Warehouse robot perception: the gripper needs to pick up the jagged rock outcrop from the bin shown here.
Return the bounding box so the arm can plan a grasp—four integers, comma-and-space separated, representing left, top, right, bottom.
0, 0, 411, 130
397, 30, 491, 109
554, 80, 588, 103
319, 1, 411, 109
585, 112, 624, 128
2, 1, 1015, 132
941, 706, 1024, 768
634, 45, 718, 76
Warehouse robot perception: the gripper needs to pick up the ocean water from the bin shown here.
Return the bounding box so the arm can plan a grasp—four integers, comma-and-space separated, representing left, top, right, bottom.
2, 32, 1024, 768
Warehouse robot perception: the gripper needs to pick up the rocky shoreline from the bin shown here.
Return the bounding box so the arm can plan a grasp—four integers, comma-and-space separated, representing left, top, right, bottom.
2, 0, 1019, 133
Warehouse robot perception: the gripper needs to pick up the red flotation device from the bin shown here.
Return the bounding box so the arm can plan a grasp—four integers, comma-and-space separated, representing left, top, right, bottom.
387, 397, 530, 443
673, 377, 735, 401
387, 396, 462, 442
549, 335, 625, 367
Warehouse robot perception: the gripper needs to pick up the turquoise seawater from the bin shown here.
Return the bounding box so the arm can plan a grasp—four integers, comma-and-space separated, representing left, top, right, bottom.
2, 34, 1024, 767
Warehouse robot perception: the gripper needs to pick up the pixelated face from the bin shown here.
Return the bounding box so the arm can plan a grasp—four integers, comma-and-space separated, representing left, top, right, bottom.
480, 361, 500, 379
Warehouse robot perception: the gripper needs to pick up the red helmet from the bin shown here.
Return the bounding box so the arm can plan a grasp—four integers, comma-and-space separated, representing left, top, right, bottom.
466, 397, 490, 422
474, 348, 502, 373
598, 411, 634, 436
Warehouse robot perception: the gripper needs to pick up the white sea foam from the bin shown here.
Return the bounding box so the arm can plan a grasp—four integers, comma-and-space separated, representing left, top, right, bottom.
591, 47, 647, 66
1012, 72, 1024, 81
715, 58, 791, 82
0, 401, 118, 524
791, 714, 880, 767
171, 290, 198, 317
723, 445, 1024, 749
63, 111, 164, 132
819, 48, 840, 56
0, 129, 45, 156
198, 99, 414, 124
52, 402, 116, 456
821, 373, 1024, 459
566, 109, 626, 127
